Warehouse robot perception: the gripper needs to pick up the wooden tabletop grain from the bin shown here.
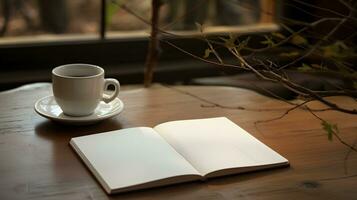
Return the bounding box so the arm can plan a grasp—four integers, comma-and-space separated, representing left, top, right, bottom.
0, 83, 356, 200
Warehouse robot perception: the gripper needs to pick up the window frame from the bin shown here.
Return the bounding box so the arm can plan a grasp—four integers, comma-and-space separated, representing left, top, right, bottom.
0, 0, 278, 89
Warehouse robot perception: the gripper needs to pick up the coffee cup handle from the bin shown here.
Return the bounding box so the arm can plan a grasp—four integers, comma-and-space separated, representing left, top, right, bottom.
102, 78, 120, 103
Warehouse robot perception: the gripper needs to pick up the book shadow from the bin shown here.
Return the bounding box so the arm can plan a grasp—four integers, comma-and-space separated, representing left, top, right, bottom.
114, 167, 290, 199
33, 119, 124, 193
112, 181, 207, 199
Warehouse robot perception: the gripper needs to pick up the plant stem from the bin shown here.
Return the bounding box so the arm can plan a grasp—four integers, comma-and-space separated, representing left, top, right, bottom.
144, 0, 160, 87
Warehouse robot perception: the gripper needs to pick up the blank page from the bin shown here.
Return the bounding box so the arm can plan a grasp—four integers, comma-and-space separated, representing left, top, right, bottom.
70, 127, 200, 193
154, 117, 288, 176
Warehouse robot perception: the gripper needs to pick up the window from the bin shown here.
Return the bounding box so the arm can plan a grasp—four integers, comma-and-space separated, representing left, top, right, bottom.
0, 0, 277, 90
0, 0, 100, 44
107, 0, 277, 37
0, 0, 277, 44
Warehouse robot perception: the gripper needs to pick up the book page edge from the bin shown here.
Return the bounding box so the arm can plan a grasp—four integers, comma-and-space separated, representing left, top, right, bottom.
204, 161, 290, 179
69, 139, 113, 194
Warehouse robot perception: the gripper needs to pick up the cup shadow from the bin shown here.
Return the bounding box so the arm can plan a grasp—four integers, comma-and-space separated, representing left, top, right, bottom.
35, 119, 123, 140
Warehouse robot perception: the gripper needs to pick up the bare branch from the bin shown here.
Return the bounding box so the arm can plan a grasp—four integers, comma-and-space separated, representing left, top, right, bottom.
344, 137, 357, 174
144, 0, 161, 87
308, 109, 357, 152
255, 100, 312, 124
278, 16, 350, 70
163, 40, 245, 70
163, 84, 287, 112
291, 0, 357, 21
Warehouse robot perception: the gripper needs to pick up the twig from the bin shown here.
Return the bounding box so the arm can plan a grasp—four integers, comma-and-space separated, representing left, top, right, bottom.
278, 16, 349, 70
243, 18, 342, 53
251, 83, 297, 106
344, 137, 357, 174
163, 84, 285, 112
144, 0, 160, 87
163, 40, 245, 70
115, 0, 357, 155
338, 0, 357, 12
166, 38, 357, 114
255, 100, 312, 124
161, 0, 206, 30
291, 0, 357, 21
308, 109, 357, 152
318, 174, 357, 182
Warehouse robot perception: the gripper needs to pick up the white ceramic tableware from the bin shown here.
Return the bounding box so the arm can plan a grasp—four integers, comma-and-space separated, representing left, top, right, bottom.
34, 95, 124, 125
52, 64, 120, 116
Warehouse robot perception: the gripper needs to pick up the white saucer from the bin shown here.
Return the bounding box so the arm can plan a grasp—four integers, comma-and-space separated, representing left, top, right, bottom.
34, 96, 124, 125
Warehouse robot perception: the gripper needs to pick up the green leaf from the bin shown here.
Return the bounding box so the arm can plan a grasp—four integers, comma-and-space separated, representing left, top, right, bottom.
272, 32, 286, 39
203, 48, 212, 58
229, 33, 238, 40
291, 35, 308, 45
321, 121, 333, 141
260, 35, 274, 46
353, 82, 357, 89
195, 22, 203, 32
321, 41, 356, 59
219, 35, 237, 49
335, 41, 348, 50
106, 1, 121, 26
236, 37, 250, 51
311, 64, 322, 69
321, 120, 338, 141
226, 34, 238, 49
298, 63, 312, 72
279, 51, 299, 57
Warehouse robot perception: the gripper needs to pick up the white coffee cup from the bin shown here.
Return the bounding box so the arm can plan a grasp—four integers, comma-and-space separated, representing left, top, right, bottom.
52, 64, 120, 116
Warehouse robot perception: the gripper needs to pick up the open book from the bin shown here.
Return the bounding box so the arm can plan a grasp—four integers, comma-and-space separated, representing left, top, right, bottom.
70, 117, 288, 194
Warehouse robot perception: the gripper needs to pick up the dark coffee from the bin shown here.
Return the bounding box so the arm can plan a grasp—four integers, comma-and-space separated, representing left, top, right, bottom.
69, 75, 90, 77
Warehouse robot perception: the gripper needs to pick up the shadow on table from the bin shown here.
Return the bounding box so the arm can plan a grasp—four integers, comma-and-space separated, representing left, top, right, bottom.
33, 119, 124, 196
113, 167, 289, 199
34, 119, 123, 140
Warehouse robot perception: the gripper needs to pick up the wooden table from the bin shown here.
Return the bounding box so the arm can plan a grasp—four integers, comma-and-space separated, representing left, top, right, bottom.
0, 83, 356, 200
